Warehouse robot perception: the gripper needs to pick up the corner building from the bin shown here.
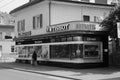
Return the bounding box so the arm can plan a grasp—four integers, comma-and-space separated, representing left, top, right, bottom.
10, 0, 114, 68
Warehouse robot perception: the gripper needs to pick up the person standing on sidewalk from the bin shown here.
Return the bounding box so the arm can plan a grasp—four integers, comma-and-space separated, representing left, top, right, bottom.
32, 50, 37, 66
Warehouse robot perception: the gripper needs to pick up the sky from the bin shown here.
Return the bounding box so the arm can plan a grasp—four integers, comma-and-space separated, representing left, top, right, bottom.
0, 0, 112, 13
0, 0, 29, 13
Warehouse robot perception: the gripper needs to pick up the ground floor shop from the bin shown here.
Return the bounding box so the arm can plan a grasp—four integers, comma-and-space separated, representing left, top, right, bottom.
15, 32, 108, 68
15, 21, 109, 68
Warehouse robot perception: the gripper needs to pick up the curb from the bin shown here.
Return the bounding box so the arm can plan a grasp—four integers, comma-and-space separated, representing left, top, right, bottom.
0, 66, 81, 80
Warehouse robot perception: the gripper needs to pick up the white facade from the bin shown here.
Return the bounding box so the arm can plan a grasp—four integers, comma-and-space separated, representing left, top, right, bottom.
11, 0, 113, 38
10, 0, 115, 65
0, 12, 15, 61
0, 12, 15, 25
50, 1, 112, 24
12, 1, 50, 37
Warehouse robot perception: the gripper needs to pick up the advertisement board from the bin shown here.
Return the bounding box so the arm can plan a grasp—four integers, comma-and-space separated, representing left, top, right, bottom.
46, 21, 103, 33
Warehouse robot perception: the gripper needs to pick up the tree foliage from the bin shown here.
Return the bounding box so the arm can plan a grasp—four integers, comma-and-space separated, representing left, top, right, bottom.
101, 6, 120, 38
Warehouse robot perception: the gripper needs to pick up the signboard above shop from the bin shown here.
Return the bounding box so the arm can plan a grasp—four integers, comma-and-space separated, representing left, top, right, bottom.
46, 21, 104, 33
18, 31, 31, 37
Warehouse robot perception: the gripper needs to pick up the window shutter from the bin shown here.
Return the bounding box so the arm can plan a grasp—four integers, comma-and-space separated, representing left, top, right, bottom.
33, 16, 35, 29
40, 14, 43, 28
17, 21, 20, 32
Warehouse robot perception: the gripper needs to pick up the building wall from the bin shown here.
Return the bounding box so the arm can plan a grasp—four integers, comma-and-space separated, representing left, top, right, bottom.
12, 1, 113, 37
50, 1, 112, 25
0, 26, 14, 34
0, 12, 15, 25
51, 2, 82, 25
0, 41, 15, 54
13, 1, 50, 37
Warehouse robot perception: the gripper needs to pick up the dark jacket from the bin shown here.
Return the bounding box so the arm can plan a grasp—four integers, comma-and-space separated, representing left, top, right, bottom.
32, 51, 37, 61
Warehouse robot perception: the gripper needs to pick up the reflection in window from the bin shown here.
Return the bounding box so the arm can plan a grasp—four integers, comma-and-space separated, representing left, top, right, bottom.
73, 36, 82, 41
67, 36, 73, 41
84, 45, 99, 58
61, 37, 66, 42
51, 38, 55, 42
50, 44, 83, 60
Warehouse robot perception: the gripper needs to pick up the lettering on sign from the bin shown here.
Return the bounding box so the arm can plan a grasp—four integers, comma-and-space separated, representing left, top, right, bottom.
18, 31, 31, 37
76, 23, 96, 31
46, 24, 70, 32
35, 41, 42, 44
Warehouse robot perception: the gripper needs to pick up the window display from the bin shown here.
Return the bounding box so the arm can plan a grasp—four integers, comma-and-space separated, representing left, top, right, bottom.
17, 41, 102, 63
84, 44, 100, 58
17, 45, 49, 59
50, 42, 101, 61
50, 44, 83, 60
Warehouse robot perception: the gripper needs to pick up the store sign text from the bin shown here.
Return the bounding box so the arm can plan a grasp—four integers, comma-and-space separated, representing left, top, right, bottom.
46, 24, 70, 32
18, 31, 31, 37
76, 23, 96, 31
34, 41, 42, 44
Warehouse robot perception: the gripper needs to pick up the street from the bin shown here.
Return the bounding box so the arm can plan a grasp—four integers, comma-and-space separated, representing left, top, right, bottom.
0, 66, 71, 80
1, 62, 120, 80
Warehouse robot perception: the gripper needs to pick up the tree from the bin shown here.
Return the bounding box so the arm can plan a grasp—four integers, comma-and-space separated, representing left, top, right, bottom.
101, 6, 120, 38
101, 4, 120, 66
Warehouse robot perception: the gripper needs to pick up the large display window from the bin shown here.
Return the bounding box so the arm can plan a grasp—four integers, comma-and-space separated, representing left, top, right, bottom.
50, 44, 83, 60
50, 42, 102, 62
17, 45, 49, 59
84, 44, 100, 58
16, 41, 102, 63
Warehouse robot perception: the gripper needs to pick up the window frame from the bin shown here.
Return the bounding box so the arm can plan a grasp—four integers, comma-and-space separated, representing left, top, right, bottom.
17, 19, 25, 32
33, 14, 43, 29
83, 15, 90, 22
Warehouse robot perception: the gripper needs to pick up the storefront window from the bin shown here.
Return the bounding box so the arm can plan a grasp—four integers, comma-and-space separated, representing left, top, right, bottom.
83, 36, 101, 41
50, 45, 69, 59
56, 38, 61, 42
73, 36, 82, 41
51, 38, 55, 42
50, 44, 83, 60
84, 45, 100, 58
67, 36, 73, 41
17, 45, 49, 59
61, 37, 66, 42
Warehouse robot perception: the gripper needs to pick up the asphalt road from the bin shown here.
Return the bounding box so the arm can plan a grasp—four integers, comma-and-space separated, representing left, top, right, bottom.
0, 67, 71, 80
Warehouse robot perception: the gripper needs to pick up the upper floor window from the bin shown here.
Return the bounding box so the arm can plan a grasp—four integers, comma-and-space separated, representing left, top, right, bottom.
0, 32, 2, 40
33, 14, 43, 29
17, 19, 25, 32
11, 46, 15, 52
83, 15, 90, 22
94, 16, 103, 22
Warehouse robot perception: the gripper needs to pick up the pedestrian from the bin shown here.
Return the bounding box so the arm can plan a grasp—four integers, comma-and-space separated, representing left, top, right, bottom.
32, 50, 37, 66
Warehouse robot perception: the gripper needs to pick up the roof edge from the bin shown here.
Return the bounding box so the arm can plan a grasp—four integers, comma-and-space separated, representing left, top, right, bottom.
10, 0, 115, 14
10, 0, 45, 14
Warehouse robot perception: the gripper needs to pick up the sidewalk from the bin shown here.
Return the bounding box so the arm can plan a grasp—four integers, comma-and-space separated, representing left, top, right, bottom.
0, 62, 120, 80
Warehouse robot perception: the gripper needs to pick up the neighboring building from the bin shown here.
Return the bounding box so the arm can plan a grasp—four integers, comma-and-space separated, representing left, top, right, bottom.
10, 0, 114, 68
110, 0, 120, 5
0, 12, 15, 25
0, 12, 15, 62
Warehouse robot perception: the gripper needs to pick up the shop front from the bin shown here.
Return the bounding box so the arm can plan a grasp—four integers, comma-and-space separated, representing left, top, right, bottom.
15, 21, 109, 68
